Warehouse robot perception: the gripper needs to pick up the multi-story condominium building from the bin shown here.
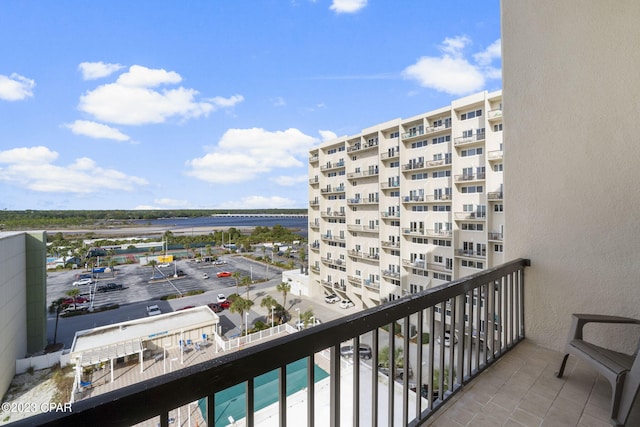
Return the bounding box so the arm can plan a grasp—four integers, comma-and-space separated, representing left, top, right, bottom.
308, 90, 504, 308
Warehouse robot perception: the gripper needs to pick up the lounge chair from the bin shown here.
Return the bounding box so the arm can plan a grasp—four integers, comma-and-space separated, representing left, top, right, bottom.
557, 314, 640, 426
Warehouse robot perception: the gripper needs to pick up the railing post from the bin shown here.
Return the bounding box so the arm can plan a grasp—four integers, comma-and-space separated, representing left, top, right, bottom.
330, 344, 340, 427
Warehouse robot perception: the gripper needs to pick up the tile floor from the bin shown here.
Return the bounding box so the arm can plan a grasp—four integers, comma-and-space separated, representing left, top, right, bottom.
425, 339, 639, 427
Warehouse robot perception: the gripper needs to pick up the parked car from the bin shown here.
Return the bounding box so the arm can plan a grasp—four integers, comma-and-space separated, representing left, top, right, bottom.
207, 303, 223, 313
216, 294, 227, 303
436, 330, 458, 347
340, 299, 355, 309
218, 300, 231, 309
72, 278, 93, 286
295, 318, 322, 330
146, 304, 162, 316
213, 260, 226, 265
324, 294, 340, 304
62, 297, 88, 305
97, 283, 123, 293
217, 271, 232, 278
340, 344, 372, 360
158, 263, 170, 268
202, 273, 209, 279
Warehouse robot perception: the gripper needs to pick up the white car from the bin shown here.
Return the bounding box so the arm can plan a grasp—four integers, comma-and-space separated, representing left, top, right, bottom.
202, 273, 209, 279
216, 294, 227, 303
146, 304, 162, 316
158, 263, 170, 268
340, 299, 355, 309
324, 294, 340, 304
437, 331, 458, 347
72, 278, 93, 286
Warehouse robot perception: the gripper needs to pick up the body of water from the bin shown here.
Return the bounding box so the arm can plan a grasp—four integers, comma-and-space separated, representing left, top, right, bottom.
200, 358, 328, 426
135, 215, 308, 237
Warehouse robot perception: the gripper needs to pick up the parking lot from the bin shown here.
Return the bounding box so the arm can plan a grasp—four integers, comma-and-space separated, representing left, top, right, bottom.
45, 253, 353, 348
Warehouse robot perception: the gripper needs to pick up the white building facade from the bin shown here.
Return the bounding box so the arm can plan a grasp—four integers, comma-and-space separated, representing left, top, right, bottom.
308, 90, 504, 308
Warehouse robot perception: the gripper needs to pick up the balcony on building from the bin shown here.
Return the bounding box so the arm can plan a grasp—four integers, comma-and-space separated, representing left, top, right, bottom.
425, 194, 451, 203
320, 257, 344, 267
320, 234, 345, 243
488, 149, 503, 162
346, 167, 379, 180
488, 232, 503, 241
347, 224, 379, 234
347, 138, 379, 153
380, 181, 400, 190
309, 154, 319, 163
455, 248, 487, 259
310, 242, 320, 252
380, 211, 400, 219
347, 197, 379, 206
454, 172, 486, 183
488, 191, 503, 201
348, 249, 380, 262
347, 275, 363, 287
402, 227, 425, 237
454, 131, 486, 146
401, 194, 426, 204
381, 270, 400, 281
381, 240, 400, 249
454, 211, 486, 221
401, 122, 451, 141
320, 160, 345, 172
380, 148, 400, 161
309, 221, 319, 230
424, 229, 452, 239
363, 278, 381, 290
309, 199, 319, 207
487, 108, 503, 121
309, 176, 319, 185
22, 259, 632, 427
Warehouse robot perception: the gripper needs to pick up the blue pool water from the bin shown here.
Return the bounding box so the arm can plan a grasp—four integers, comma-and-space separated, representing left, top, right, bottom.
199, 358, 328, 426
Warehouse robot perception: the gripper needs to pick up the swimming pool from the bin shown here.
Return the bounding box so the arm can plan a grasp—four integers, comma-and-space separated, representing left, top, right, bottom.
200, 358, 329, 426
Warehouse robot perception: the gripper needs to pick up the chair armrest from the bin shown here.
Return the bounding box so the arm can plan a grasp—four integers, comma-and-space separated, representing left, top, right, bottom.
570, 314, 640, 340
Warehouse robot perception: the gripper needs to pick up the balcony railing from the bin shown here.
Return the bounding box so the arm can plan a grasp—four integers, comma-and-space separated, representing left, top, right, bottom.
488, 232, 504, 241
488, 192, 503, 201
402, 195, 425, 203
380, 211, 400, 218
21, 259, 528, 427
454, 132, 486, 146
347, 224, 379, 233
380, 149, 400, 160
401, 123, 451, 140
454, 211, 486, 220
488, 150, 503, 161
347, 139, 379, 153
454, 173, 486, 183
346, 168, 379, 180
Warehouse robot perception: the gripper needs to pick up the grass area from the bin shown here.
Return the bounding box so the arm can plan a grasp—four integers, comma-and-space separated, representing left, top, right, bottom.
51, 364, 74, 404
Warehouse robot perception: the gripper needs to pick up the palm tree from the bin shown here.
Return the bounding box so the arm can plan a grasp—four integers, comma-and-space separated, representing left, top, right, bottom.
260, 295, 278, 325
241, 275, 251, 299
300, 309, 314, 328
229, 296, 254, 333
232, 271, 242, 295
66, 288, 81, 305
299, 247, 306, 273
276, 281, 291, 310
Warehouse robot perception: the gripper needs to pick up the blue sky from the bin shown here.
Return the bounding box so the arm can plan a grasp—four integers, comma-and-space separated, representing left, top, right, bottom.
0, 0, 501, 210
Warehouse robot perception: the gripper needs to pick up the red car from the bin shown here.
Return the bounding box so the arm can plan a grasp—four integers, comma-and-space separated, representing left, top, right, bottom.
218, 300, 232, 309
207, 303, 223, 313
62, 297, 88, 305
217, 271, 232, 278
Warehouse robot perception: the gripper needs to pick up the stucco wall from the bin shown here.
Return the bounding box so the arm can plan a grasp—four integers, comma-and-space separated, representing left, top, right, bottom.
0, 233, 28, 398
503, 1, 640, 351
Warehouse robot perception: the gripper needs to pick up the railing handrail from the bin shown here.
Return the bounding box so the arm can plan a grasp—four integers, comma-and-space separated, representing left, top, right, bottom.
23, 259, 530, 427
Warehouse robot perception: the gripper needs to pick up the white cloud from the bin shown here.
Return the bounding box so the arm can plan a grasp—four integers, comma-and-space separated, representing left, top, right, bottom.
319, 130, 337, 141
473, 39, 501, 66
218, 195, 298, 209
116, 65, 182, 87
330, 0, 367, 14
0, 146, 147, 193
78, 62, 125, 80
273, 175, 308, 186
0, 73, 35, 101
186, 127, 318, 184
77, 65, 238, 126
402, 36, 501, 96
64, 120, 130, 141
210, 94, 244, 108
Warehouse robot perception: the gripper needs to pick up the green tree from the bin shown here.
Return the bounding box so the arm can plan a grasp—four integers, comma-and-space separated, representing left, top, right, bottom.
229, 296, 254, 333
276, 281, 291, 310
65, 287, 81, 304
299, 309, 314, 328
241, 275, 251, 299
232, 271, 242, 295
260, 295, 278, 325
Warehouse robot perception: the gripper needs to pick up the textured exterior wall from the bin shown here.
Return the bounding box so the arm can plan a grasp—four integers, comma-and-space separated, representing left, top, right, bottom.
503, 1, 640, 351
0, 233, 28, 398
25, 231, 47, 353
